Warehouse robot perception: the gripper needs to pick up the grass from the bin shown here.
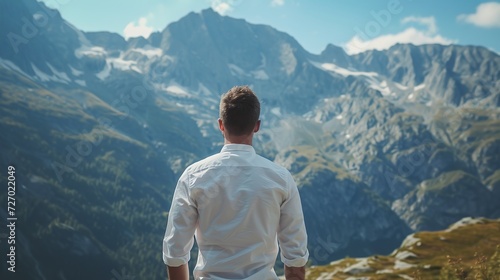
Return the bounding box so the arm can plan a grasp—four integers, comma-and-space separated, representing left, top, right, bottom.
306, 218, 500, 279
484, 170, 500, 190
419, 170, 472, 192
431, 107, 500, 154
285, 145, 359, 185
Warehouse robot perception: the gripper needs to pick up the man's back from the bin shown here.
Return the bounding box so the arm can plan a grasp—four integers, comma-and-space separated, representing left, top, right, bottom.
163, 144, 308, 279
163, 86, 308, 280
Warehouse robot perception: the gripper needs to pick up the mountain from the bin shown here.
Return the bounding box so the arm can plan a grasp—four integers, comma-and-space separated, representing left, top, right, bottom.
351, 44, 500, 107
1, 0, 499, 279
0, 1, 206, 279
305, 217, 500, 279
275, 145, 411, 261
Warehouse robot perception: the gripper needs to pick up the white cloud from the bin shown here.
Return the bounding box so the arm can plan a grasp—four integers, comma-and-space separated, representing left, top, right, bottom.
458, 2, 500, 28
211, 0, 233, 15
271, 0, 285, 6
123, 17, 154, 40
210, 0, 248, 15
345, 28, 455, 55
344, 16, 455, 55
401, 16, 437, 34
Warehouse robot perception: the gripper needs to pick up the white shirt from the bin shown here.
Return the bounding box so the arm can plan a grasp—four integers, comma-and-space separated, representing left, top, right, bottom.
163, 144, 309, 280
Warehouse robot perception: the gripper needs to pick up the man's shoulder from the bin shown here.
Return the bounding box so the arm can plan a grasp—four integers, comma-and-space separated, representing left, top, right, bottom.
184, 153, 223, 173
254, 154, 292, 179
183, 150, 293, 180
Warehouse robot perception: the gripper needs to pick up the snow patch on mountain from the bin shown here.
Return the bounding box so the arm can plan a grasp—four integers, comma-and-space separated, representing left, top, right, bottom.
47, 63, 71, 83
369, 80, 392, 96
96, 62, 111, 80
75, 79, 86, 87
313, 62, 377, 78
228, 64, 269, 80
251, 69, 269, 80
95, 55, 143, 80
109, 57, 139, 73
394, 260, 415, 270
313, 114, 323, 123
161, 82, 191, 97
400, 234, 421, 248
395, 83, 409, 90
75, 46, 106, 59
343, 258, 373, 274
446, 217, 485, 232
31, 63, 69, 84
395, 250, 417, 260
32, 13, 44, 21
131, 46, 163, 58
414, 84, 425, 91
376, 269, 395, 274
69, 66, 83, 77
313, 61, 395, 96
0, 58, 32, 79
271, 107, 282, 116
228, 64, 245, 76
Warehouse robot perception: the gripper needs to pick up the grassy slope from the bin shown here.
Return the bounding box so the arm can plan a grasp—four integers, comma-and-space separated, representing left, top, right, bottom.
0, 69, 204, 279
306, 218, 500, 279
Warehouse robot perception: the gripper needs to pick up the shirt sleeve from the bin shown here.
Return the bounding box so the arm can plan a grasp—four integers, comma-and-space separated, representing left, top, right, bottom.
163, 171, 198, 267
278, 173, 309, 267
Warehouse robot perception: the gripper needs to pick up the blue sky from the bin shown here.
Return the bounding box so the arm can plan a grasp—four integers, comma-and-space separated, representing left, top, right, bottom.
42, 0, 500, 54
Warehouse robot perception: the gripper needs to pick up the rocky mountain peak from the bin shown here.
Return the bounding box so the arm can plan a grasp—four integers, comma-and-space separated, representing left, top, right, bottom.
319, 43, 351, 67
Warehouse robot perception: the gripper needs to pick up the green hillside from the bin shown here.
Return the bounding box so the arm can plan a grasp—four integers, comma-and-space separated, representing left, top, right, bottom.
306, 218, 500, 279
0, 69, 205, 279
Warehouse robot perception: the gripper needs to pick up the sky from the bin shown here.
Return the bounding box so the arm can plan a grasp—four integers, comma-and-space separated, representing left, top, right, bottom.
41, 0, 500, 55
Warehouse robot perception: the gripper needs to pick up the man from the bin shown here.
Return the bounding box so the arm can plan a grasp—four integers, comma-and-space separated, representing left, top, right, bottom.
163, 86, 309, 280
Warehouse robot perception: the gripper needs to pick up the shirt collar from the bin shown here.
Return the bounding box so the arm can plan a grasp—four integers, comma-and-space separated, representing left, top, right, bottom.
220, 144, 256, 154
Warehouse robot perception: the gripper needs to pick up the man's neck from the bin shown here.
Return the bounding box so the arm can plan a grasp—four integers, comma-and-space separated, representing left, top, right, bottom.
224, 138, 252, 146
223, 133, 254, 146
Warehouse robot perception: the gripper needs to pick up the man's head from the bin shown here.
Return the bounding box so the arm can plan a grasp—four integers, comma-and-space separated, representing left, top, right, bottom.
219, 86, 260, 140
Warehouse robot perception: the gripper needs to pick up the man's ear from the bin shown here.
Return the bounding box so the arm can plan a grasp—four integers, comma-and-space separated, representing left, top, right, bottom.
254, 120, 261, 133
218, 118, 225, 132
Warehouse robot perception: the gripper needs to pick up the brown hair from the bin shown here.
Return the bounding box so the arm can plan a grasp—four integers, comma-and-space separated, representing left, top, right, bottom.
219, 86, 260, 136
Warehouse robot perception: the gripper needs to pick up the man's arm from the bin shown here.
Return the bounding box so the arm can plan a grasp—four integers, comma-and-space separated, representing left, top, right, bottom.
284, 265, 305, 280
163, 171, 197, 279
278, 174, 309, 279
166, 263, 189, 280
